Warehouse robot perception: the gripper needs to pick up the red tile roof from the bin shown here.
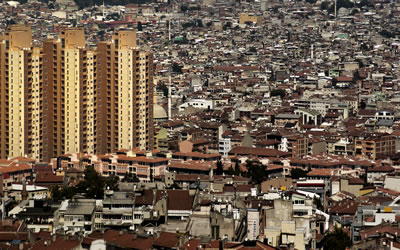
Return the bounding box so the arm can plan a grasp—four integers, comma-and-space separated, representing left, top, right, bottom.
87, 230, 153, 249
34, 173, 64, 184
328, 200, 359, 215
172, 152, 221, 159
307, 169, 335, 177
369, 165, 394, 172
135, 189, 154, 206
360, 225, 400, 241
182, 239, 201, 250
30, 235, 80, 250
229, 146, 291, 158
223, 184, 253, 193
167, 190, 194, 211
153, 232, 180, 248
168, 160, 214, 172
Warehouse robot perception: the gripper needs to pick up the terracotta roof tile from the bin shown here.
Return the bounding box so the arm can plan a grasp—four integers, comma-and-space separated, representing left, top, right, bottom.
167, 190, 194, 211
153, 232, 180, 248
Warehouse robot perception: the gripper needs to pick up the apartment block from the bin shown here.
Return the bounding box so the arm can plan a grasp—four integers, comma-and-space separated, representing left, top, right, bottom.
0, 25, 154, 162
355, 133, 396, 160
279, 135, 308, 158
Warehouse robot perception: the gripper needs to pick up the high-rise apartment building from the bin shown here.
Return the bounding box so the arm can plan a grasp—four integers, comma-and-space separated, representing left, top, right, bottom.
0, 25, 154, 162
96, 30, 154, 154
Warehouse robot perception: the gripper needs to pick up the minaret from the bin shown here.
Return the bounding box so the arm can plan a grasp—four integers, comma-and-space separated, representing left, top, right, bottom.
168, 75, 172, 120
209, 165, 214, 191
168, 16, 171, 41
168, 17, 172, 120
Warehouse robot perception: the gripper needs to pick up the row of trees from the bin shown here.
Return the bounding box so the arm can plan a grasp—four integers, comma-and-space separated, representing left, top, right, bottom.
182, 20, 203, 29
320, 0, 374, 14
216, 160, 271, 184
215, 161, 317, 184
51, 165, 119, 201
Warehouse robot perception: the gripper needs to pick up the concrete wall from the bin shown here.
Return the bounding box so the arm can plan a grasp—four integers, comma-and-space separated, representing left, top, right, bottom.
384, 176, 400, 192
311, 141, 327, 155
340, 179, 362, 197
247, 209, 260, 240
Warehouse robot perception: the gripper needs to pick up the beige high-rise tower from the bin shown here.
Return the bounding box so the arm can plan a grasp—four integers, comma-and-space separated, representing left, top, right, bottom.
0, 25, 35, 159
0, 25, 154, 162
96, 30, 154, 153
60, 28, 86, 154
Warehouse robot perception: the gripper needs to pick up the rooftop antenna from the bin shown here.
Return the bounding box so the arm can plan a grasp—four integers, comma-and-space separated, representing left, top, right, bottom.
168, 15, 172, 120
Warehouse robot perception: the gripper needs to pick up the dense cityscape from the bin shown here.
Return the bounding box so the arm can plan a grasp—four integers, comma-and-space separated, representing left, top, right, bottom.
0, 0, 399, 249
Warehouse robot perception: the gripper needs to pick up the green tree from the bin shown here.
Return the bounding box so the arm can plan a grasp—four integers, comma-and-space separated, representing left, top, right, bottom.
245, 160, 267, 184
180, 5, 188, 12
328, 0, 354, 13
172, 62, 183, 74
137, 21, 143, 31
106, 13, 120, 21
104, 175, 119, 191
196, 19, 203, 27
249, 47, 257, 53
234, 161, 241, 176
358, 0, 372, 7
75, 165, 105, 199
290, 168, 308, 179
320, 1, 329, 10
216, 160, 224, 175
359, 100, 366, 110
313, 196, 323, 210
98, 23, 107, 30
98, 30, 105, 40
223, 22, 232, 30
182, 22, 194, 29
270, 89, 286, 99
204, 79, 209, 87
227, 166, 235, 175
320, 227, 351, 250
157, 82, 168, 97
50, 186, 63, 201
50, 185, 77, 201
51, 165, 120, 201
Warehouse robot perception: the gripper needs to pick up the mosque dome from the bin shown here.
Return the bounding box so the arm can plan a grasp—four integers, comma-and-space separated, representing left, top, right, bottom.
154, 104, 168, 120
